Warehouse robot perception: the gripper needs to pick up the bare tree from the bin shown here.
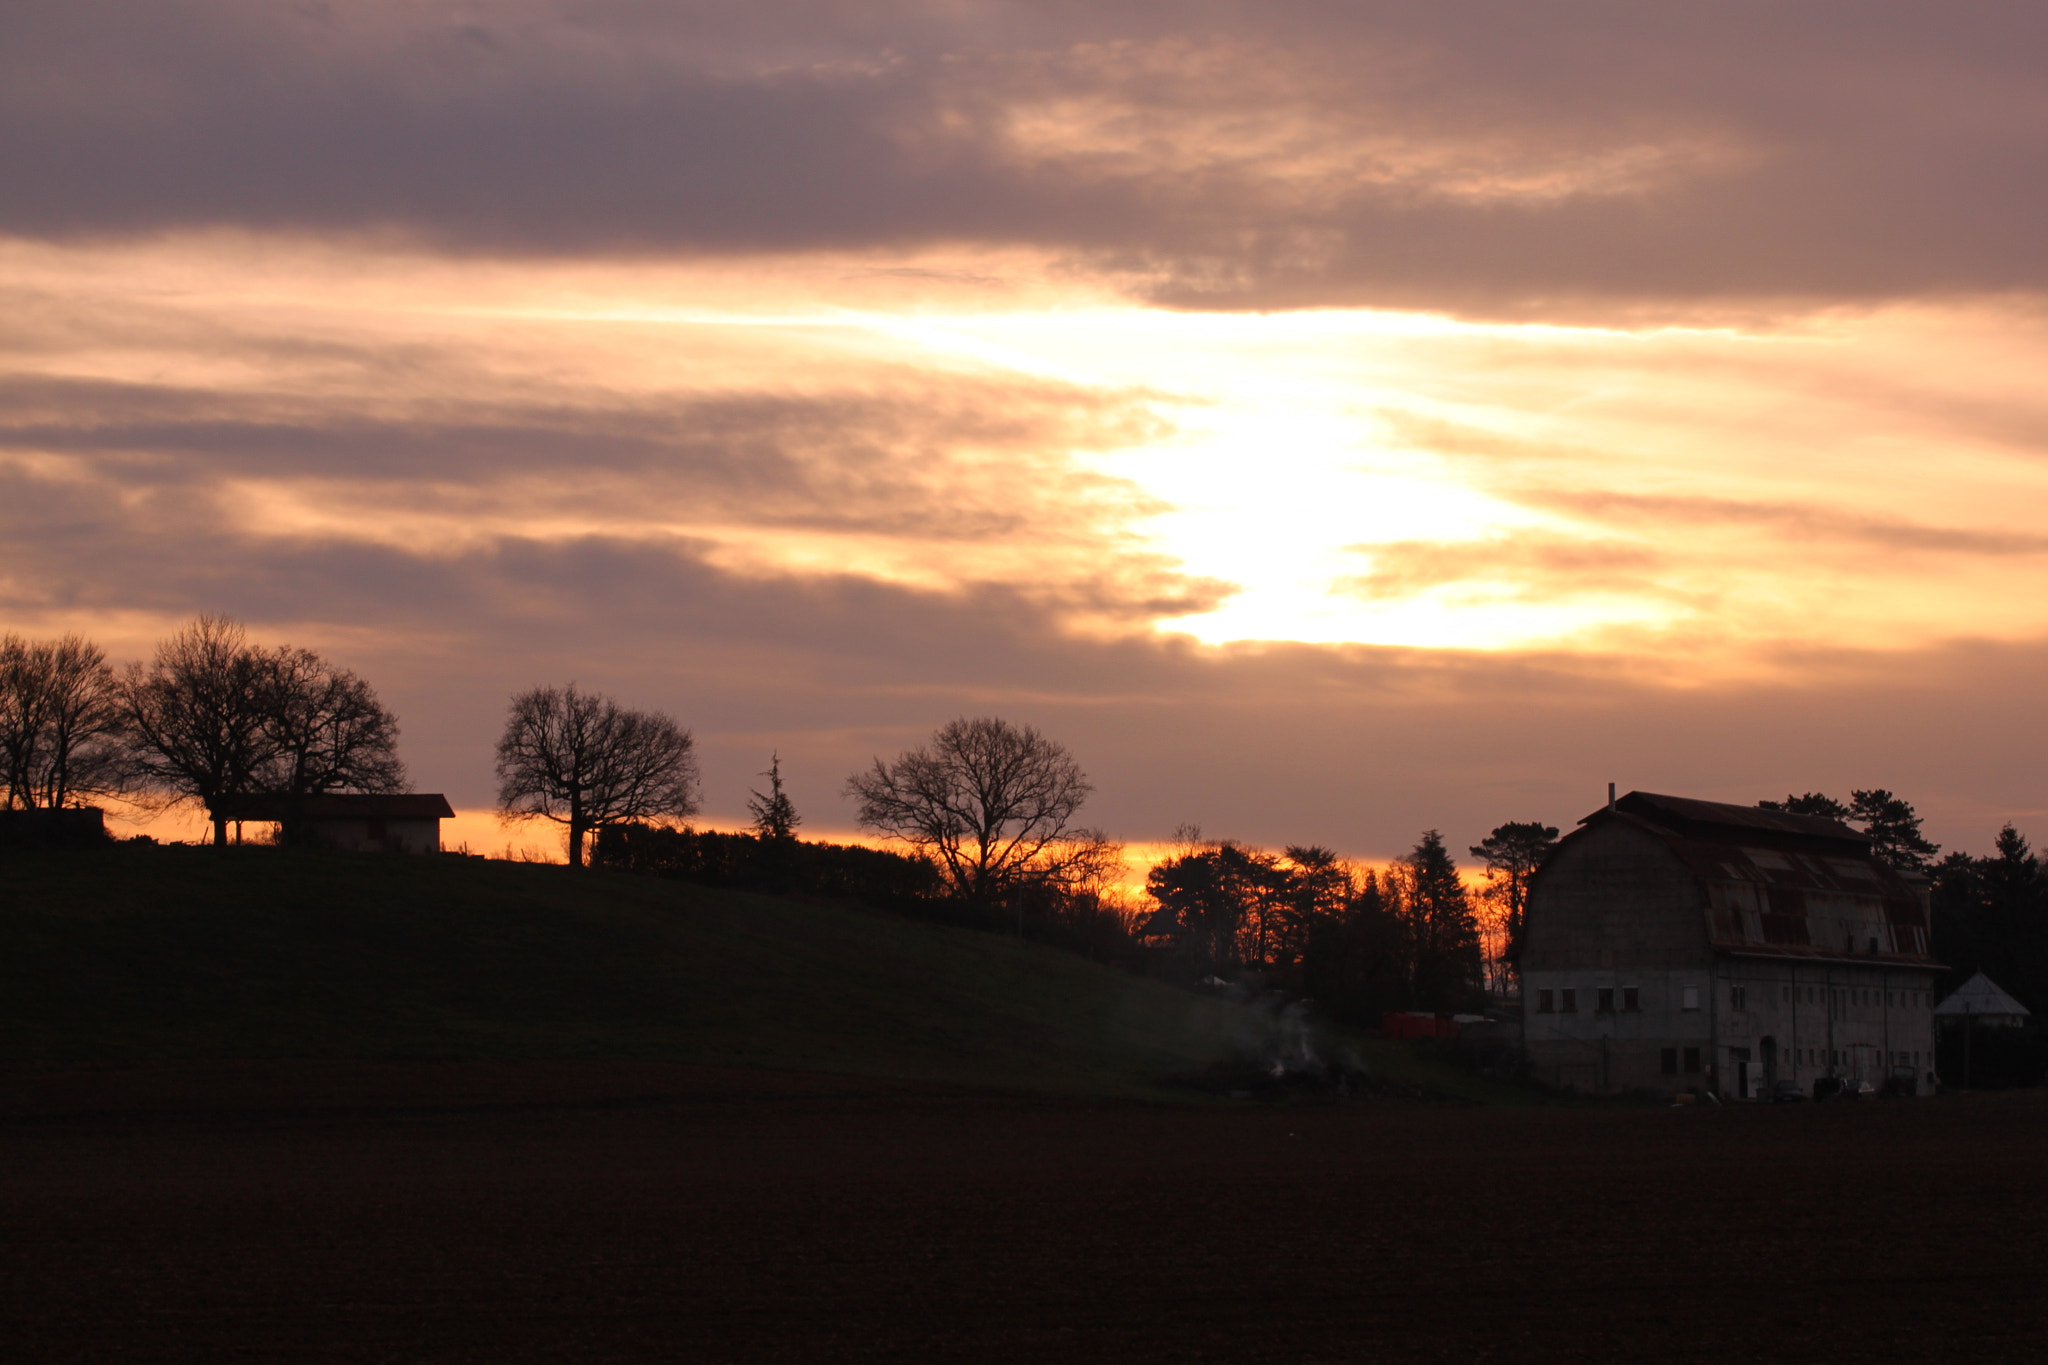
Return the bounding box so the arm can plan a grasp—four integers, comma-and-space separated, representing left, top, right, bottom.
259, 647, 407, 797
122, 616, 284, 845
494, 683, 699, 868
122, 616, 408, 845
1469, 821, 1559, 997
0, 633, 127, 810
845, 716, 1109, 910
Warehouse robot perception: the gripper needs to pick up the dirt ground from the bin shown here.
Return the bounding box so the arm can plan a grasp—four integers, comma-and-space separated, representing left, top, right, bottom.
2, 1063, 2042, 1364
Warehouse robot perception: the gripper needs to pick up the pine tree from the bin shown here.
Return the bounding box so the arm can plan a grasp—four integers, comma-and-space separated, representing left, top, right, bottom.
1759, 792, 1851, 821
1848, 789, 1940, 871
1402, 830, 1484, 1011
747, 752, 801, 842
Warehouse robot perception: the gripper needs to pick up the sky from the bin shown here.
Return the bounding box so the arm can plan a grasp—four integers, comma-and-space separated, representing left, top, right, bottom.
9, 1, 2048, 863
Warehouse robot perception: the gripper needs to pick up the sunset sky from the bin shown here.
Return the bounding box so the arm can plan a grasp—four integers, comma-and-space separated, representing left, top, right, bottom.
9, 2, 2048, 862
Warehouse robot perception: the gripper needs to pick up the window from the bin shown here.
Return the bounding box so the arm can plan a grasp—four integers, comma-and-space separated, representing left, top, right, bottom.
1560, 989, 1578, 1013
1536, 989, 1554, 1013
1783, 986, 1792, 1003
1597, 988, 1615, 1014
1623, 987, 1640, 1012
1730, 985, 1747, 1010
1682, 1047, 1701, 1074
1681, 986, 1700, 1011
1661, 1048, 1678, 1075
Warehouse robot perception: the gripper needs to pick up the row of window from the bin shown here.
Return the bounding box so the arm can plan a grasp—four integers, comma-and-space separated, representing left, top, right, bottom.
1535, 987, 1642, 1014
1537, 983, 1930, 1016
1535, 986, 1692, 1014
1789, 1049, 1925, 1067
1783, 985, 1928, 1010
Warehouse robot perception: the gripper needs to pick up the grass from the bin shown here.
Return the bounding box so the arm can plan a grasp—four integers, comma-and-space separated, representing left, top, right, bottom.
0, 845, 1297, 1099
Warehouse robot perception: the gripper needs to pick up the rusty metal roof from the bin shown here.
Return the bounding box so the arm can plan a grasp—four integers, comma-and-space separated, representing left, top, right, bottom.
1559, 790, 1936, 968
1599, 790, 1868, 848
210, 793, 456, 821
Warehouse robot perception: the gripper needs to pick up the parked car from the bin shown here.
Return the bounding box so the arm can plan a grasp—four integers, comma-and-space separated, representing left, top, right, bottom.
1812, 1076, 1845, 1101
1841, 1078, 1877, 1101
1771, 1079, 1807, 1103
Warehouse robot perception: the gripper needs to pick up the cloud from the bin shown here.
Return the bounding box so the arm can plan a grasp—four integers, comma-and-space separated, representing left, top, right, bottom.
1525, 490, 2048, 560
1335, 534, 1665, 603
8, 2, 2048, 316
12, 506, 2045, 864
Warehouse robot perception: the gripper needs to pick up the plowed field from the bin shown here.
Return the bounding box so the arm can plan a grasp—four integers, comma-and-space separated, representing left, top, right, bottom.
4, 1063, 2042, 1363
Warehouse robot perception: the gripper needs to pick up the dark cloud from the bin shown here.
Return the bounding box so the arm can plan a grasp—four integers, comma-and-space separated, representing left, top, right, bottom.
0, 357, 1172, 545
7, 3, 2048, 315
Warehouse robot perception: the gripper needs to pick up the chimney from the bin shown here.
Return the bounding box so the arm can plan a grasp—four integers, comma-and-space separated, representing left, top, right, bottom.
1607, 782, 1617, 811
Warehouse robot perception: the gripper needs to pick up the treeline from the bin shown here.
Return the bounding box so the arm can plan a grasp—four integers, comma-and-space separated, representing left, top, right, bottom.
592, 822, 941, 908
1134, 825, 1556, 1022
1932, 827, 2048, 1013
1760, 788, 2043, 1006
3, 618, 405, 843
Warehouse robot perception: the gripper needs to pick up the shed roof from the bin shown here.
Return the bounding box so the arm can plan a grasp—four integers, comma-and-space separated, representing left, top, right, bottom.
211, 793, 456, 821
1934, 971, 2031, 1019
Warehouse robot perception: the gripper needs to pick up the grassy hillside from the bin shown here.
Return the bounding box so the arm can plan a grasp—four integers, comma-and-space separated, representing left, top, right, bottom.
0, 846, 1275, 1098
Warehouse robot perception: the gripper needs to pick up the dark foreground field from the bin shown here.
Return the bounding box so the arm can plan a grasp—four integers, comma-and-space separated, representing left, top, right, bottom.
4, 1064, 2043, 1364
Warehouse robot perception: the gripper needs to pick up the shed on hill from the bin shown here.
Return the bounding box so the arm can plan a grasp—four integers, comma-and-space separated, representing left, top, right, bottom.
1934, 972, 2031, 1028
1521, 790, 1939, 1099
0, 807, 109, 849
209, 794, 455, 854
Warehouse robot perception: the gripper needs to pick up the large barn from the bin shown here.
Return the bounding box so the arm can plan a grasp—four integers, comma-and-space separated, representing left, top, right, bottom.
1521, 790, 1938, 1099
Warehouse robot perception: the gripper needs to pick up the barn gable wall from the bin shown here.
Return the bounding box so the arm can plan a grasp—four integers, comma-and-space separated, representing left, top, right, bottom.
1522, 821, 1708, 973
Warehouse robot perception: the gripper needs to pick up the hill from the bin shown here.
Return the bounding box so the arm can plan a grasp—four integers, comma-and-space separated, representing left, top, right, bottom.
0, 845, 1275, 1099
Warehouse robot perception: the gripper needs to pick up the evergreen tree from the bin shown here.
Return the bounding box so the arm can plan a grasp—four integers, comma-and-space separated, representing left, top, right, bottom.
1759, 788, 1938, 871
746, 752, 801, 841
1758, 792, 1851, 821
1401, 830, 1484, 1011
1848, 789, 1940, 871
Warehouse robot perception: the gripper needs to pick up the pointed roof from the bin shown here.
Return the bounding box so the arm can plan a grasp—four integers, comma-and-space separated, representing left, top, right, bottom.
1934, 971, 2030, 1019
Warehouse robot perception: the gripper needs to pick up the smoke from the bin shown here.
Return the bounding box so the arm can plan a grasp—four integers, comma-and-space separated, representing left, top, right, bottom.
1194, 978, 1370, 1100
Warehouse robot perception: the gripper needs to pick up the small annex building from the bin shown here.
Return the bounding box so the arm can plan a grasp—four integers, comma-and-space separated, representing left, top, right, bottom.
1934, 972, 2031, 1028
209, 793, 456, 855
1521, 790, 1939, 1099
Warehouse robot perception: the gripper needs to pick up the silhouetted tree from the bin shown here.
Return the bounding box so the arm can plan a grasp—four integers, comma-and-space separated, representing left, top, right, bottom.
122, 616, 287, 846
747, 751, 801, 841
1302, 867, 1412, 1024
121, 617, 407, 844
1144, 839, 1283, 972
1758, 792, 1852, 820
1398, 830, 1484, 1011
0, 633, 126, 810
845, 716, 1111, 913
1759, 788, 1938, 871
257, 646, 406, 797
1848, 788, 1940, 871
1469, 821, 1559, 994
494, 683, 699, 868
